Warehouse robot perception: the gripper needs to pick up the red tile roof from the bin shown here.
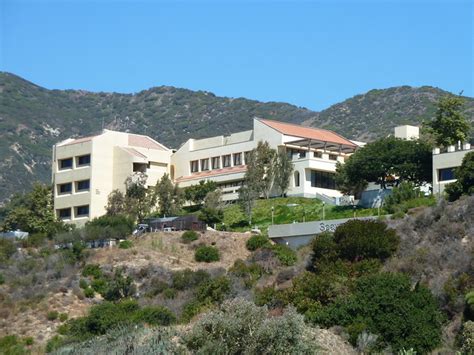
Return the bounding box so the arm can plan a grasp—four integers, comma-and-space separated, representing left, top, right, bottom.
121, 147, 148, 159
128, 134, 167, 150
59, 135, 98, 146
259, 119, 356, 147
175, 165, 247, 183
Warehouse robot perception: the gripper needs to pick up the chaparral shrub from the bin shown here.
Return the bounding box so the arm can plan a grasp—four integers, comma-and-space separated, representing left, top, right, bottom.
246, 234, 271, 251
181, 230, 199, 244
194, 245, 220, 263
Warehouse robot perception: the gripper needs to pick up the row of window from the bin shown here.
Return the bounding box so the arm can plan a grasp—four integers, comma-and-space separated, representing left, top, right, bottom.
288, 149, 339, 161
57, 205, 89, 219
57, 180, 90, 195
58, 154, 91, 170
190, 152, 250, 173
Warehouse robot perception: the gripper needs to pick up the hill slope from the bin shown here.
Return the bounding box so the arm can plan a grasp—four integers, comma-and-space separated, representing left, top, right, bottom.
1, 72, 473, 203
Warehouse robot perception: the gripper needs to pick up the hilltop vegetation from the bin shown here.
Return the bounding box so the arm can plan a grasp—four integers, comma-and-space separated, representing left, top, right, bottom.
1, 72, 473, 203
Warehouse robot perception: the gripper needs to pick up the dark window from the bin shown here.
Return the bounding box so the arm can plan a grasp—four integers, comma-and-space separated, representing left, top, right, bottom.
212, 157, 220, 169
233, 153, 242, 166
59, 158, 73, 169
133, 163, 147, 172
76, 179, 90, 191
190, 160, 199, 173
201, 159, 209, 171
299, 150, 306, 158
329, 154, 338, 161
59, 183, 72, 194
314, 151, 323, 158
311, 170, 336, 189
222, 155, 231, 168
77, 154, 91, 166
439, 168, 456, 181
76, 205, 89, 217
294, 171, 300, 187
58, 208, 71, 219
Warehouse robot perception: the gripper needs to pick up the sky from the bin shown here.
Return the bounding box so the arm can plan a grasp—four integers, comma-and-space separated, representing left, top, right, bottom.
1, 0, 473, 111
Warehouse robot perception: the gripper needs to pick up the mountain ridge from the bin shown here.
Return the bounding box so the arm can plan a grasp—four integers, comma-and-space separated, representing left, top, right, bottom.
1, 72, 473, 203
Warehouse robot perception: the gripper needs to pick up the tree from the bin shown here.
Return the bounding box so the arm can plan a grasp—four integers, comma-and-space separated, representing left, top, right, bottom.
1, 183, 67, 236
427, 95, 471, 147
184, 180, 217, 205
124, 173, 155, 222
155, 174, 183, 217
198, 189, 224, 225
335, 136, 432, 195
445, 151, 474, 201
274, 149, 294, 196
105, 189, 126, 216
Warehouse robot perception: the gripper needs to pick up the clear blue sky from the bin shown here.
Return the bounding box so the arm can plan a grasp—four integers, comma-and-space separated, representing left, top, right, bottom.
1, 0, 472, 111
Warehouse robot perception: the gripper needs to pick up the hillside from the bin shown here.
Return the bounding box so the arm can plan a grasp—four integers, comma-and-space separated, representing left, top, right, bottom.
1, 72, 473, 203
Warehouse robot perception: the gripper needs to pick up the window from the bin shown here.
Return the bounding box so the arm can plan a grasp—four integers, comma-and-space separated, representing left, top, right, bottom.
190, 160, 199, 173
439, 167, 456, 181
58, 183, 72, 194
311, 170, 336, 189
201, 159, 209, 171
59, 158, 73, 170
58, 208, 71, 219
222, 155, 231, 168
77, 154, 91, 166
76, 179, 90, 191
299, 150, 306, 158
329, 154, 338, 161
313, 151, 322, 158
233, 153, 242, 166
211, 157, 220, 169
133, 163, 147, 172
76, 205, 89, 217
294, 171, 300, 187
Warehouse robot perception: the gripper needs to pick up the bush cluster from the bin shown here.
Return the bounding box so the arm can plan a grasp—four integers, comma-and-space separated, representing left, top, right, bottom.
181, 230, 199, 244
118, 240, 133, 249
0, 335, 31, 354
194, 245, 220, 262
246, 234, 271, 251
229, 259, 265, 288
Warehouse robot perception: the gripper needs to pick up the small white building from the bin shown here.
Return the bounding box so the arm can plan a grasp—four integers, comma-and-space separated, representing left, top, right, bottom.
52, 130, 172, 226
432, 143, 472, 195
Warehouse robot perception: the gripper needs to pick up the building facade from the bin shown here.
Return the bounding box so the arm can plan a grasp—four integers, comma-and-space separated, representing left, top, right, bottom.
52, 130, 172, 226
432, 143, 472, 195
171, 119, 359, 202
53, 119, 360, 225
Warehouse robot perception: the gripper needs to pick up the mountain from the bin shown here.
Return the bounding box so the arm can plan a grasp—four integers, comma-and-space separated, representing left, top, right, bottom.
0, 72, 473, 204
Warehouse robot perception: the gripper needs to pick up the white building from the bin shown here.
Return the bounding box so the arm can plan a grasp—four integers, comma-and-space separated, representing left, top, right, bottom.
432, 143, 472, 195
172, 118, 359, 202
52, 119, 359, 226
52, 130, 172, 226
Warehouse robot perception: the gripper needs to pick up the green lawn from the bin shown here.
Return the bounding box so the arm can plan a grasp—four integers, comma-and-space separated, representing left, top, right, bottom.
222, 197, 379, 232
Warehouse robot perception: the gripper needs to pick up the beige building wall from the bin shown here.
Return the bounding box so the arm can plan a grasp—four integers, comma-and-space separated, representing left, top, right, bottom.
432, 144, 472, 195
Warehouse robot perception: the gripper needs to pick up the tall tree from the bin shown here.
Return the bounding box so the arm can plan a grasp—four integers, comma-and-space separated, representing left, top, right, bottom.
155, 173, 183, 217
274, 149, 294, 197
124, 172, 156, 222
428, 95, 471, 147
105, 189, 127, 216
199, 189, 224, 226
335, 136, 432, 195
184, 180, 217, 205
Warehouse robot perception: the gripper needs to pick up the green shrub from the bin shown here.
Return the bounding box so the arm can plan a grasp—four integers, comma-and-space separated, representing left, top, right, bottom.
0, 335, 28, 354
229, 259, 265, 288
83, 287, 95, 298
118, 240, 133, 249
195, 245, 220, 262
90, 278, 108, 294
246, 234, 271, 251
0, 238, 16, 262
59, 313, 68, 322
79, 278, 88, 289
45, 335, 64, 353
334, 219, 399, 261
47, 310, 59, 321
311, 232, 339, 265
172, 269, 210, 290
23, 337, 33, 346
0, 273, 4, 285
85, 214, 135, 239
82, 264, 102, 278
181, 300, 204, 323
134, 306, 176, 326
184, 298, 314, 354
270, 244, 297, 266
384, 182, 423, 213
459, 321, 474, 354
195, 276, 231, 304
24, 233, 48, 248
311, 272, 443, 353
102, 269, 136, 301
163, 288, 177, 299
181, 230, 199, 243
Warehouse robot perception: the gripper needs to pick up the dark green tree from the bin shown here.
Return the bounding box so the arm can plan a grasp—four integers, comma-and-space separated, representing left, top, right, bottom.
199, 189, 224, 225
335, 136, 432, 194
124, 173, 155, 222
445, 151, 474, 201
428, 95, 471, 147
274, 149, 294, 196
155, 174, 183, 217
105, 189, 127, 216
184, 180, 217, 205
